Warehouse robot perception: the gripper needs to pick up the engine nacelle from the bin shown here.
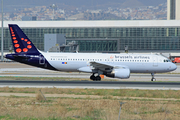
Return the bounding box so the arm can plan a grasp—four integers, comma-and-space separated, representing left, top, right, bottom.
105, 66, 130, 79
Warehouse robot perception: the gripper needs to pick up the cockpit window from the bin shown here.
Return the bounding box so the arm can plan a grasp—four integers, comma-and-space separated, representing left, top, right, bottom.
164, 59, 171, 62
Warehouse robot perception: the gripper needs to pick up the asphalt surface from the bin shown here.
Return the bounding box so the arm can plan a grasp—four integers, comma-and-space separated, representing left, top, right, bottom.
0, 62, 180, 81
0, 80, 180, 90
0, 62, 180, 90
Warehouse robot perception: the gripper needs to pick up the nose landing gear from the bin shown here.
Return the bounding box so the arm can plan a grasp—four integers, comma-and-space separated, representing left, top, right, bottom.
151, 73, 156, 81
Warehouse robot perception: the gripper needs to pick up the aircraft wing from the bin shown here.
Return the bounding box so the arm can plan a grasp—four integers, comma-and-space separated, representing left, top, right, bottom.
90, 62, 114, 72
78, 61, 129, 73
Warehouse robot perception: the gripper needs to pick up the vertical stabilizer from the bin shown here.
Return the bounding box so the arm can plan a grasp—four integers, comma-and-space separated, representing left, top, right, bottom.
9, 24, 39, 54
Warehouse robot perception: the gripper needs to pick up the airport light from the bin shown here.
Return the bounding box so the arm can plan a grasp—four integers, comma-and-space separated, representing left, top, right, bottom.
1, 0, 3, 61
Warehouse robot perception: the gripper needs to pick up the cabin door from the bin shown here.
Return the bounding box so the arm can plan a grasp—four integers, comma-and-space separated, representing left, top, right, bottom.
153, 56, 158, 67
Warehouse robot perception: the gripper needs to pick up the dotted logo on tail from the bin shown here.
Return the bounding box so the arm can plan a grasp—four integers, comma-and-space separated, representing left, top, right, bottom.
10, 27, 33, 53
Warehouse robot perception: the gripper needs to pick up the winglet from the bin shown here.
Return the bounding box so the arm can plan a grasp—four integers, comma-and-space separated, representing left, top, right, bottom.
9, 24, 39, 54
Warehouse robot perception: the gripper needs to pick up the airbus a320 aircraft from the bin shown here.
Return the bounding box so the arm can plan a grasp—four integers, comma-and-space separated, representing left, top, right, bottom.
5, 24, 177, 81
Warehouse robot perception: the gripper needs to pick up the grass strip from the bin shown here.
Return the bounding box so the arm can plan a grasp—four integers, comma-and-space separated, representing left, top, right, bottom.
0, 87, 180, 99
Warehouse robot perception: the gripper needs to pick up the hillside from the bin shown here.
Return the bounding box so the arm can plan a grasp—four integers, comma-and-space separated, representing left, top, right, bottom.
3, 0, 166, 12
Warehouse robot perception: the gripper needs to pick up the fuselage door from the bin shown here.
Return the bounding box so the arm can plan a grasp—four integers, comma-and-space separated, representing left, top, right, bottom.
39, 54, 45, 65
153, 56, 158, 67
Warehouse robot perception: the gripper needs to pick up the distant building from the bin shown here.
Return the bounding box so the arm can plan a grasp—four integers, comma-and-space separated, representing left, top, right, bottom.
60, 41, 79, 52
22, 16, 37, 21
167, 0, 180, 20
32, 16, 37, 21
22, 16, 32, 21
44, 34, 66, 52
1, 20, 180, 53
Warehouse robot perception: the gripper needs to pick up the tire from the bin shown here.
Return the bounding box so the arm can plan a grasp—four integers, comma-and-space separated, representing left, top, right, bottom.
90, 75, 95, 80
151, 78, 156, 81
96, 76, 101, 81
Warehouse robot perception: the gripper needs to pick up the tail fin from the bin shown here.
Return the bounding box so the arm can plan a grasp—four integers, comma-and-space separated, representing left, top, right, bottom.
9, 24, 39, 54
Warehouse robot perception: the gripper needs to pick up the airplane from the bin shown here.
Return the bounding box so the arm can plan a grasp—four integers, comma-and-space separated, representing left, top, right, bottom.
5, 24, 177, 81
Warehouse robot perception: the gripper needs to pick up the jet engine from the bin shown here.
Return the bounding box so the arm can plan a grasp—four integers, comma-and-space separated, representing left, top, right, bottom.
105, 66, 130, 79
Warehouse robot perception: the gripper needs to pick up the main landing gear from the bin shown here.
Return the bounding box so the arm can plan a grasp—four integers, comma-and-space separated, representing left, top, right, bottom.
90, 73, 101, 81
151, 73, 156, 81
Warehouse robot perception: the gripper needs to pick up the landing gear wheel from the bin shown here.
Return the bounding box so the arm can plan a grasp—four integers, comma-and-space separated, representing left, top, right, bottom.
90, 74, 101, 81
151, 78, 156, 81
90, 74, 95, 81
95, 76, 101, 81
151, 73, 156, 82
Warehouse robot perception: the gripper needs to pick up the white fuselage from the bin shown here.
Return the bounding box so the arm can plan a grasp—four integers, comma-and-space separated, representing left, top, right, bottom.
40, 52, 177, 73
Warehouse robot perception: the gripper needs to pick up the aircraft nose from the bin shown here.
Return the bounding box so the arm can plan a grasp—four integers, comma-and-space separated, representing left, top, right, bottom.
170, 63, 177, 71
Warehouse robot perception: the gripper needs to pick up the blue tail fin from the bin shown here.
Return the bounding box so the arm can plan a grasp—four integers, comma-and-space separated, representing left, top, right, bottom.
9, 24, 39, 54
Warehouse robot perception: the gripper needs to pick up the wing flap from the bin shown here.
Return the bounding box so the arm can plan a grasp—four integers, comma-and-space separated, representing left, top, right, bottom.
90, 62, 113, 72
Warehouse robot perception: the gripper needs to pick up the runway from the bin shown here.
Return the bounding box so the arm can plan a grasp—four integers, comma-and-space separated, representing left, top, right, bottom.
1, 62, 180, 90
0, 80, 180, 90
0, 62, 180, 80
1, 67, 180, 81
